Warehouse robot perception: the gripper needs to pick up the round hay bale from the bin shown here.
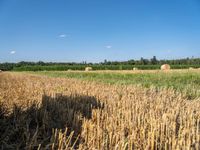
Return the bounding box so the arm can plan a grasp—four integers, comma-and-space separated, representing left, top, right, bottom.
133, 67, 138, 71
189, 67, 194, 70
85, 67, 92, 71
67, 69, 72, 71
161, 64, 170, 70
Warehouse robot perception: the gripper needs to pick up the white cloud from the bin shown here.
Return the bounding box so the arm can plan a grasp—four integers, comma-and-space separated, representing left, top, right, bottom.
59, 34, 66, 38
10, 51, 16, 54
59, 34, 70, 38
105, 45, 112, 49
167, 50, 172, 53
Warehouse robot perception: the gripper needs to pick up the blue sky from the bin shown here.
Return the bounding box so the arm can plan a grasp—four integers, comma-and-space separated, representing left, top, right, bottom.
0, 0, 200, 62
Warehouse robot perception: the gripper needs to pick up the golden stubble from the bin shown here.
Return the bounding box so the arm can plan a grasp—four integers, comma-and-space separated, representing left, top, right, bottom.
0, 72, 200, 149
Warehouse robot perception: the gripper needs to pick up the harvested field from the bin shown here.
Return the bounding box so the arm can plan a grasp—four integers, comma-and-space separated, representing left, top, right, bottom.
0, 72, 200, 149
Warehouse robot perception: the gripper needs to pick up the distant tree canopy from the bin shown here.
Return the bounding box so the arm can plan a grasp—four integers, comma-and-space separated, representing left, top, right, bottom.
1, 56, 200, 71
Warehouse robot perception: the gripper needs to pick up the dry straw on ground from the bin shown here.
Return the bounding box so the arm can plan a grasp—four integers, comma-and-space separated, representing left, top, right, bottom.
0, 72, 200, 149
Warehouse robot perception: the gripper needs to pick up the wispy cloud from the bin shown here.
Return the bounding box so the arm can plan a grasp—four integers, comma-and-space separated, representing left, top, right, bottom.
10, 51, 16, 54
59, 34, 66, 38
167, 50, 172, 53
105, 45, 112, 49
59, 34, 70, 38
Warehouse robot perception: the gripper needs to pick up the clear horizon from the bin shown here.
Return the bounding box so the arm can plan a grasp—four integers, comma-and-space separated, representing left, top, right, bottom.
0, 0, 200, 63
0, 56, 200, 64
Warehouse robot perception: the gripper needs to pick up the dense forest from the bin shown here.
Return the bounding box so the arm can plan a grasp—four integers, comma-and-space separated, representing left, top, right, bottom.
1, 56, 200, 71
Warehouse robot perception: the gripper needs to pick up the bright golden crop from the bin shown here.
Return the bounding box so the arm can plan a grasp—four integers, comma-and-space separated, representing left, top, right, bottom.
0, 72, 200, 149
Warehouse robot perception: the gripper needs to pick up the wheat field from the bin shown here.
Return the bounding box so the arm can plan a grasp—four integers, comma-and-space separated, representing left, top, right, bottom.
0, 72, 200, 149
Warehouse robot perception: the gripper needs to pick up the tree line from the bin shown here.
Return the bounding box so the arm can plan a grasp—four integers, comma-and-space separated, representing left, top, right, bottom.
1, 56, 200, 71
